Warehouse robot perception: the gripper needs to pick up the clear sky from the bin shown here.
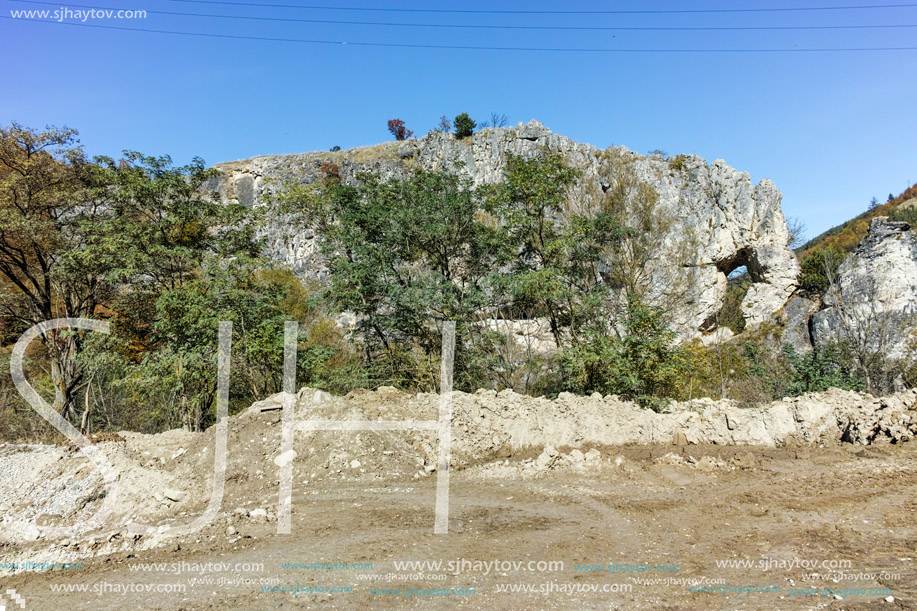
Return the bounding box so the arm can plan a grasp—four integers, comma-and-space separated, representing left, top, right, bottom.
1, 0, 916, 239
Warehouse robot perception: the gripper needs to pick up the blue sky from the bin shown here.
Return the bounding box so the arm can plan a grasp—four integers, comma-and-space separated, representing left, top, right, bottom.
1, 0, 916, 239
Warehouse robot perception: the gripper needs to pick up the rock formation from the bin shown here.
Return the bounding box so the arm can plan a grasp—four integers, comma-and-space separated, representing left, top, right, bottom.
810, 217, 917, 359
209, 121, 800, 339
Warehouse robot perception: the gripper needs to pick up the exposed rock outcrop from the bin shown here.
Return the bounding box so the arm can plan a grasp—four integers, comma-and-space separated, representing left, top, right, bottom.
780, 295, 819, 353
210, 121, 799, 338
810, 218, 917, 359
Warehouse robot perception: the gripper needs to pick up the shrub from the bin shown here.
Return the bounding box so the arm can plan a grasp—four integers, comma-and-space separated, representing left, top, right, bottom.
559, 296, 688, 411
386, 119, 413, 141
889, 205, 917, 225
294, 166, 512, 391
798, 246, 845, 296
668, 154, 688, 171
453, 113, 476, 139
783, 344, 864, 395
319, 160, 340, 181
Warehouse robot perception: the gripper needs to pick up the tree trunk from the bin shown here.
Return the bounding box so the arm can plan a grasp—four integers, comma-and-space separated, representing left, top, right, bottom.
80, 381, 92, 434
45, 329, 84, 424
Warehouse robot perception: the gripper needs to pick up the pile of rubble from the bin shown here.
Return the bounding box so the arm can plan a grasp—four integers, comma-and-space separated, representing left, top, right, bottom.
0, 385, 914, 559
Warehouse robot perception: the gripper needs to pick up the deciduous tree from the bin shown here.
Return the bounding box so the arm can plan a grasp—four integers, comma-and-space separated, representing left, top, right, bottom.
387, 119, 413, 141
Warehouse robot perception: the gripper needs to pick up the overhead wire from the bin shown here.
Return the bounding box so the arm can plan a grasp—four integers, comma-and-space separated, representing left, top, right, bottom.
9, 0, 917, 31
3, 15, 916, 52
161, 0, 917, 15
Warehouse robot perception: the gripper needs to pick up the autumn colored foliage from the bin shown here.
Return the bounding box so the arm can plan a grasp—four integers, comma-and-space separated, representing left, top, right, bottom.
387, 119, 413, 141
800, 183, 917, 259
319, 159, 341, 181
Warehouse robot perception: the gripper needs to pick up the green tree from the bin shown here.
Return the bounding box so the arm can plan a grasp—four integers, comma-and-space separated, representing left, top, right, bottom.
284, 167, 510, 390
0, 124, 116, 422
453, 113, 476, 139
118, 263, 286, 430
783, 344, 863, 395
484, 152, 623, 346
276, 150, 705, 408
76, 153, 278, 430
559, 296, 687, 410
798, 245, 845, 296
0, 123, 271, 429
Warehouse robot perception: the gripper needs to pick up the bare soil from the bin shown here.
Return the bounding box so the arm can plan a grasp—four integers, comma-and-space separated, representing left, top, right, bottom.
2, 440, 915, 610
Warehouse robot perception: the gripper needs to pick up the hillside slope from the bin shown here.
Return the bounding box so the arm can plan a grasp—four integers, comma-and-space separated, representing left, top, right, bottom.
800, 183, 917, 257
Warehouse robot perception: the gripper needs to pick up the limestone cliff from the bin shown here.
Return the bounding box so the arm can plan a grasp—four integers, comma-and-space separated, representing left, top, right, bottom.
810, 217, 917, 359
209, 121, 799, 339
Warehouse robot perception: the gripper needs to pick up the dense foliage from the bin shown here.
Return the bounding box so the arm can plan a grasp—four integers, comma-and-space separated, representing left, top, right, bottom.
0, 125, 352, 435
888, 204, 917, 225
1, 124, 911, 441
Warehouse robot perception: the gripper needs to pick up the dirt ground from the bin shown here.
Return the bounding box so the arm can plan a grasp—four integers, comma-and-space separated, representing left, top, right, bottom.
2, 439, 915, 610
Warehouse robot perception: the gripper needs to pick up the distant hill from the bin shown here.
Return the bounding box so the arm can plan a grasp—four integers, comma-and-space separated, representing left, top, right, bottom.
800, 183, 917, 257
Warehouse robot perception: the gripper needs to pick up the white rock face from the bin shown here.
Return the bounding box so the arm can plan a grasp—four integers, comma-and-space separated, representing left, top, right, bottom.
209, 121, 799, 339
811, 218, 917, 359
780, 295, 818, 353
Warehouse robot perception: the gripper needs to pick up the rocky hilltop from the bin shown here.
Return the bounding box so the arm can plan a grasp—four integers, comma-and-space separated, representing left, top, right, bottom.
210, 121, 800, 339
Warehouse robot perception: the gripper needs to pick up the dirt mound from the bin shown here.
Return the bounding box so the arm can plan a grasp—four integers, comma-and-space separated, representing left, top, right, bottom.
1, 386, 915, 561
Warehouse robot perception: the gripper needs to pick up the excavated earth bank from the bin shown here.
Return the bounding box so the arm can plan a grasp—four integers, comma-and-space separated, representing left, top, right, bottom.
1, 387, 915, 610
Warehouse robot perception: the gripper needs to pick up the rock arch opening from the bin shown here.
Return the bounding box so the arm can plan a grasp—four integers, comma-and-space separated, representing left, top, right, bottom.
701, 248, 767, 333
716, 247, 764, 283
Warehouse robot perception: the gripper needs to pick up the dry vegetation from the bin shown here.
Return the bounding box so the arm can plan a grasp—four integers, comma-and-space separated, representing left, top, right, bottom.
800, 183, 917, 257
